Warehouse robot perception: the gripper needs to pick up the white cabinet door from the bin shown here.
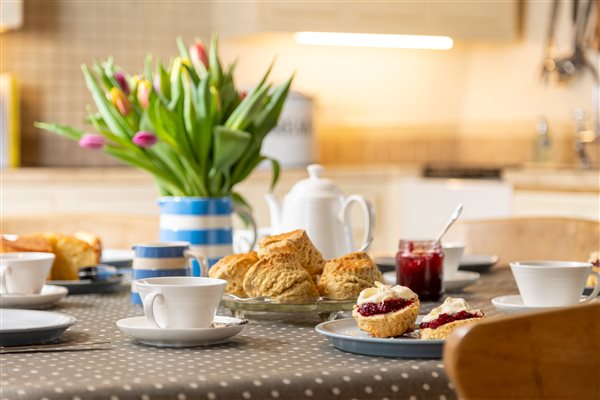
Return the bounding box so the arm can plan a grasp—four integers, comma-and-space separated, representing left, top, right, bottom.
398, 178, 513, 239
513, 191, 600, 221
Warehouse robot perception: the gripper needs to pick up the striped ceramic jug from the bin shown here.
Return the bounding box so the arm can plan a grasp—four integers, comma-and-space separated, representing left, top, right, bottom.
158, 197, 257, 275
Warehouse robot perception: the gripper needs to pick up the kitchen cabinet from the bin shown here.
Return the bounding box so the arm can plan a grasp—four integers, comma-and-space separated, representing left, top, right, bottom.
211, 1, 519, 42
0, 0, 23, 31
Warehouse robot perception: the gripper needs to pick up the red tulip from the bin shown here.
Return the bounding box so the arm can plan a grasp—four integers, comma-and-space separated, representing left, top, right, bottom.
189, 41, 208, 70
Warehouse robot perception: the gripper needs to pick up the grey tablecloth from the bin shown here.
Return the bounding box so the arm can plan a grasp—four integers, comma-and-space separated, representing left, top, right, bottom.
0, 268, 517, 400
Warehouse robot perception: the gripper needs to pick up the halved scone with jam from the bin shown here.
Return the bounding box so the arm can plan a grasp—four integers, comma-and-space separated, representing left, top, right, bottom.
419, 297, 484, 340
352, 281, 419, 338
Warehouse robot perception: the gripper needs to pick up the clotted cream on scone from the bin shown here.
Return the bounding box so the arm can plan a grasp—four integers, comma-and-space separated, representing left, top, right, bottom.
352, 281, 419, 338
419, 297, 484, 340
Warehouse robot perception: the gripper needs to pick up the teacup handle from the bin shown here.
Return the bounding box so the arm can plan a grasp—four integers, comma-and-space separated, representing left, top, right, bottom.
0, 263, 11, 294
142, 291, 164, 328
184, 249, 208, 277
580, 271, 600, 303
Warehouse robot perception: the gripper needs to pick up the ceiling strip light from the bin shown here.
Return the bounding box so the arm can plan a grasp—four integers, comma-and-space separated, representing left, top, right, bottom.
294, 32, 453, 50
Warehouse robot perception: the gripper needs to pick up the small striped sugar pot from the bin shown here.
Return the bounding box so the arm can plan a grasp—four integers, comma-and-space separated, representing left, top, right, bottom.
158, 196, 257, 274
130, 242, 207, 305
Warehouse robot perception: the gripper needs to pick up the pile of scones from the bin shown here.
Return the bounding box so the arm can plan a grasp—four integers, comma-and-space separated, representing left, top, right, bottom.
209, 229, 383, 301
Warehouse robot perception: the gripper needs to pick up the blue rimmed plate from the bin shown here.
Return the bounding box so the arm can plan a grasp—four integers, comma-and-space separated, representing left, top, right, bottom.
101, 249, 134, 268
315, 317, 444, 359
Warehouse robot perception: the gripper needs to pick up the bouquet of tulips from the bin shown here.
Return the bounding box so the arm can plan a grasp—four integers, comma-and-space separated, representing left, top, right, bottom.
36, 35, 293, 205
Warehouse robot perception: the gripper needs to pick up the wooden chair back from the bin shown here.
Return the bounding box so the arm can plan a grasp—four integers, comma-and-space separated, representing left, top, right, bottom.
444, 302, 600, 399
445, 217, 600, 264
1, 214, 159, 249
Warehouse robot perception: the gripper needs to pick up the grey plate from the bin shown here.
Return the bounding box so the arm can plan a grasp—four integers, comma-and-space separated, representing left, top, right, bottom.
0, 309, 77, 346
101, 249, 133, 268
315, 317, 444, 359
374, 256, 396, 273
582, 287, 600, 296
48, 275, 123, 295
376, 255, 498, 274
459, 255, 498, 272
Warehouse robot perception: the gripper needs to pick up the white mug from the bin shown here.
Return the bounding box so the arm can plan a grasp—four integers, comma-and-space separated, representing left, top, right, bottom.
0, 253, 55, 295
510, 261, 600, 307
442, 243, 465, 279
136, 276, 226, 329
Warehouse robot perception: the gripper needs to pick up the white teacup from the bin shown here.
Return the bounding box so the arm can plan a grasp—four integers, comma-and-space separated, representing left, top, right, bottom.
0, 253, 55, 295
136, 276, 226, 329
510, 261, 600, 307
443, 243, 466, 279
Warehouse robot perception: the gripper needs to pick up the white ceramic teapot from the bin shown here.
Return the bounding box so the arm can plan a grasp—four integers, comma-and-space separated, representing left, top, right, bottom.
264, 164, 375, 259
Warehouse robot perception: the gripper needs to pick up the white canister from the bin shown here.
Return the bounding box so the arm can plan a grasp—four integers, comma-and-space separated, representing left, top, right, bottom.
261, 91, 313, 168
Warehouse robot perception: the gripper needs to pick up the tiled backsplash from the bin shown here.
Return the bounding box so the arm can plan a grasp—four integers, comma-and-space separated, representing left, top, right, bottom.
2, 0, 212, 166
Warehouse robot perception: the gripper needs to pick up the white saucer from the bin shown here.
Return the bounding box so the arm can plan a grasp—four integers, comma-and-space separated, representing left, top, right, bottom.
0, 285, 68, 309
116, 315, 247, 348
382, 271, 480, 293
444, 271, 480, 292
491, 294, 592, 314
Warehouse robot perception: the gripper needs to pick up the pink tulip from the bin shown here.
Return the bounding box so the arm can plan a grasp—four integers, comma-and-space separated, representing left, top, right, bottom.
137, 79, 151, 109
133, 131, 157, 148
79, 134, 105, 150
153, 75, 161, 95
114, 71, 130, 95
189, 42, 208, 70
110, 87, 132, 115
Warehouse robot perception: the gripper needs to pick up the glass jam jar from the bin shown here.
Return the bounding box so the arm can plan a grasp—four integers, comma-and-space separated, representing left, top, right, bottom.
396, 240, 444, 301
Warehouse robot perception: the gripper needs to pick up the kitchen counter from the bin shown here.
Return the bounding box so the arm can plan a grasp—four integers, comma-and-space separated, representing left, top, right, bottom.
3, 164, 597, 191
2, 165, 598, 254
503, 166, 600, 193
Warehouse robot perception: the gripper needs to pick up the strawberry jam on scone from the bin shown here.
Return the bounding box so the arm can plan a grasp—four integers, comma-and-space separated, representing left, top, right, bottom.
419, 297, 484, 340
352, 281, 420, 338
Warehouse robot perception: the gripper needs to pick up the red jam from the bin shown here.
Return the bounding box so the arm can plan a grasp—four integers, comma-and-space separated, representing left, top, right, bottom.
396, 240, 444, 301
356, 298, 415, 317
419, 310, 484, 330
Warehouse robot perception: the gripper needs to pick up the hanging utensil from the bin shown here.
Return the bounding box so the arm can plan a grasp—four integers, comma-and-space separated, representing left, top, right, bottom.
541, 0, 561, 82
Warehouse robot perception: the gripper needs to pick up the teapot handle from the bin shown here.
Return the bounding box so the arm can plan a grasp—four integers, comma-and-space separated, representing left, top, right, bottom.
233, 204, 258, 252
340, 195, 375, 253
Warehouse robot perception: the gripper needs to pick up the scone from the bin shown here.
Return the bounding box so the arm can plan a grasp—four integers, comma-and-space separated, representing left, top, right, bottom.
0, 232, 100, 280
46, 233, 100, 280
74, 231, 102, 261
258, 230, 325, 279
208, 251, 259, 297
586, 251, 600, 288
352, 281, 420, 338
318, 252, 383, 299
419, 297, 484, 340
0, 235, 53, 253
242, 252, 319, 301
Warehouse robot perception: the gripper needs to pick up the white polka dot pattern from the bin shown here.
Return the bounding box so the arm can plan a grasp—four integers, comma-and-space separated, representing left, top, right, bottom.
0, 268, 511, 399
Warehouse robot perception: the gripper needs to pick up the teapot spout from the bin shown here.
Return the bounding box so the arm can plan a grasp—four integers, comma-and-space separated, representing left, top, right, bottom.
264, 193, 283, 234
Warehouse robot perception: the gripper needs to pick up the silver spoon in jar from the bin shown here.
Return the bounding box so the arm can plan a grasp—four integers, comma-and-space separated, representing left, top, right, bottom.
435, 204, 463, 244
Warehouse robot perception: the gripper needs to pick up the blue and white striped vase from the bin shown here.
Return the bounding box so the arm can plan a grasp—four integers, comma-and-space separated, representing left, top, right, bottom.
158, 197, 257, 275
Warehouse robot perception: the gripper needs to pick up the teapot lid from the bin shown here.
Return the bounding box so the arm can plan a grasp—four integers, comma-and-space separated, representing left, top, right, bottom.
288, 164, 343, 197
